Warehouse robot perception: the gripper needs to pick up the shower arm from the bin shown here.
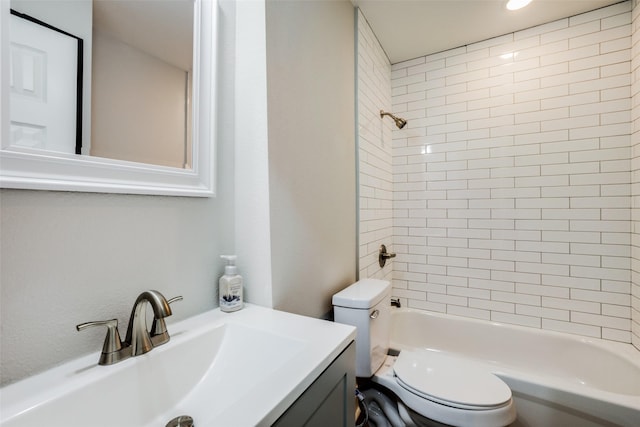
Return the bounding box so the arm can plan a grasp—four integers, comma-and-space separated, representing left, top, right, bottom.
380, 110, 407, 129
379, 110, 397, 120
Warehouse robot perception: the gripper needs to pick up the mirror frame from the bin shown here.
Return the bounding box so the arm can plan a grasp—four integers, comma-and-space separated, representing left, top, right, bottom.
0, 0, 216, 197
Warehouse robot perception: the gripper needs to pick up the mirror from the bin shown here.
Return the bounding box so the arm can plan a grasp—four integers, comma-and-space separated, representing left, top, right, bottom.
0, 0, 216, 196
91, 0, 194, 168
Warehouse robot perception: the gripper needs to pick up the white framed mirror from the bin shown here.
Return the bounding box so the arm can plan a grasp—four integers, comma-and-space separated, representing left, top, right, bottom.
0, 0, 216, 197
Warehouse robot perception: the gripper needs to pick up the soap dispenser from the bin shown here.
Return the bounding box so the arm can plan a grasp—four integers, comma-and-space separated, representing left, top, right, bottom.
219, 255, 244, 312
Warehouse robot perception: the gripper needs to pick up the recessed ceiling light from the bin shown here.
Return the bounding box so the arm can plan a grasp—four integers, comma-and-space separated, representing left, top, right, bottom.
506, 0, 533, 11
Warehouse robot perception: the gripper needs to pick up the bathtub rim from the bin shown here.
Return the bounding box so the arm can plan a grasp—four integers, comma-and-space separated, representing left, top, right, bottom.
389, 307, 640, 370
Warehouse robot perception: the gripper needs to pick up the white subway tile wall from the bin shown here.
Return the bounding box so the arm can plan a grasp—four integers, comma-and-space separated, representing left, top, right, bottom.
358, 10, 394, 281
389, 1, 636, 343
631, 0, 640, 350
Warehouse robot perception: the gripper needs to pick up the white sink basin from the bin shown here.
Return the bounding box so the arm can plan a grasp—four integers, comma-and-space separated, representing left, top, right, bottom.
0, 304, 356, 427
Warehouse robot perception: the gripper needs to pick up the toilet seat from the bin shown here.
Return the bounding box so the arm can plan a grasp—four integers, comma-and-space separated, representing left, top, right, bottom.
393, 349, 512, 410
371, 351, 517, 427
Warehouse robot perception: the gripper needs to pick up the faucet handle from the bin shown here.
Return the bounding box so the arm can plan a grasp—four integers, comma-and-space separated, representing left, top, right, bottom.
76, 319, 126, 365
150, 295, 183, 346
167, 295, 184, 305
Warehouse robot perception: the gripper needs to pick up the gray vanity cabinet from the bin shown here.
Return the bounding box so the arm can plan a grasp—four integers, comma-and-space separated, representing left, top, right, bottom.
273, 341, 355, 427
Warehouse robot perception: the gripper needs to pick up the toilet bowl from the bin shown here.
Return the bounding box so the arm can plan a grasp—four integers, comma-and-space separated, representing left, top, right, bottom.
333, 279, 516, 427
373, 350, 515, 427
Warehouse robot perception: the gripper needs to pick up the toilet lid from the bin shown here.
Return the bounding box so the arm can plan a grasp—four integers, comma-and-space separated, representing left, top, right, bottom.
393, 350, 512, 410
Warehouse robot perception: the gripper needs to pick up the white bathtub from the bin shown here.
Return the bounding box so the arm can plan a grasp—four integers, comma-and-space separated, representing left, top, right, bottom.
389, 308, 640, 427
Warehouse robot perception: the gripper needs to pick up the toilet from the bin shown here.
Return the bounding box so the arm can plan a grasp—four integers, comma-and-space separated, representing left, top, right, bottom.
333, 279, 516, 427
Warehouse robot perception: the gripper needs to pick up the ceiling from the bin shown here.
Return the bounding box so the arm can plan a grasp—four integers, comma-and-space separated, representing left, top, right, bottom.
354, 0, 625, 64
93, 0, 193, 70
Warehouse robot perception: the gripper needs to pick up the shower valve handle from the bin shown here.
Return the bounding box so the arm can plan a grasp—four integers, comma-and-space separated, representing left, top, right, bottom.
379, 244, 396, 268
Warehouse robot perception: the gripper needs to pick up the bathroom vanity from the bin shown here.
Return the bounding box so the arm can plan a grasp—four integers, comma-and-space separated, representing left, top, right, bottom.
0, 304, 356, 427
273, 342, 355, 426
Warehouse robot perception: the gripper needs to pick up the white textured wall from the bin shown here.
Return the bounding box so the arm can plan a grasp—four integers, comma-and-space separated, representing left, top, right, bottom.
391, 2, 633, 342
234, 0, 273, 308
357, 10, 394, 282
631, 0, 640, 350
266, 0, 356, 318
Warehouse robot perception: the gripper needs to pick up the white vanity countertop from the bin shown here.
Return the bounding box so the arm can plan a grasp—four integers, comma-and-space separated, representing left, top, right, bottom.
0, 304, 356, 427
177, 304, 357, 426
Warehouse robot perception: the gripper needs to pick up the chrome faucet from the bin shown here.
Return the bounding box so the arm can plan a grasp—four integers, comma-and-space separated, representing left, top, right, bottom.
77, 290, 182, 365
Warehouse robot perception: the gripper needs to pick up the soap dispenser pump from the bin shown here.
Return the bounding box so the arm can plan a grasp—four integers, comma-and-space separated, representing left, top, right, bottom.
219, 255, 244, 312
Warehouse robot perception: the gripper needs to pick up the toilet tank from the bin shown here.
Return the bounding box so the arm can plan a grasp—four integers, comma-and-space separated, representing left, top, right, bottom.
332, 279, 391, 377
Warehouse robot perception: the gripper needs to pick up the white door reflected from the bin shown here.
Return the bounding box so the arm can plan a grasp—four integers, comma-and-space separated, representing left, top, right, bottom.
10, 12, 79, 154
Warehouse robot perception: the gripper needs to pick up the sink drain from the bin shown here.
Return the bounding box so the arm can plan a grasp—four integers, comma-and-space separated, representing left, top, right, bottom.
166, 415, 194, 427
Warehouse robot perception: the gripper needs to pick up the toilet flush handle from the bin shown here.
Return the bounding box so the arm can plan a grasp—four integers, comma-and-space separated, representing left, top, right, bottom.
370, 310, 380, 319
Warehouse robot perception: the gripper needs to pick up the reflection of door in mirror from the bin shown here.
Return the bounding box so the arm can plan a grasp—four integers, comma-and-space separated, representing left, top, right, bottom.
8, 0, 194, 170
91, 0, 193, 169
9, 10, 82, 154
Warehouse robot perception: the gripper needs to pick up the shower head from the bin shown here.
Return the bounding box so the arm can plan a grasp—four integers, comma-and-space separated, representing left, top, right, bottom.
380, 110, 407, 129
